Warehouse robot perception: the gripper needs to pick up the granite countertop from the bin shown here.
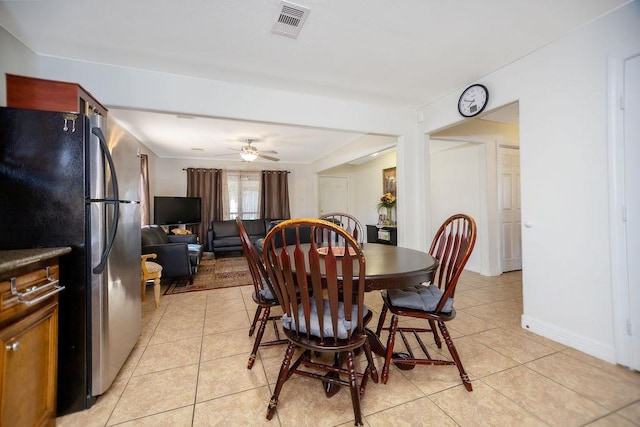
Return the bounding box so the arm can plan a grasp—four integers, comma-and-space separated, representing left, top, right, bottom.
0, 247, 72, 275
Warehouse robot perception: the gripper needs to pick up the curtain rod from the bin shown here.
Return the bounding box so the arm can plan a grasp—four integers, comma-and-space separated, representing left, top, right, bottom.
182, 168, 290, 173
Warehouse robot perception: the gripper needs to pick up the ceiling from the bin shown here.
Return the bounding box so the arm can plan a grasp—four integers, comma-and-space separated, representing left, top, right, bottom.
0, 0, 628, 163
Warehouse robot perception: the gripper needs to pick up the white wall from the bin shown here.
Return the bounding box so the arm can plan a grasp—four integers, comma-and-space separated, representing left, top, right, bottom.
0, 29, 426, 250
320, 151, 397, 227
420, 3, 640, 363
0, 26, 37, 106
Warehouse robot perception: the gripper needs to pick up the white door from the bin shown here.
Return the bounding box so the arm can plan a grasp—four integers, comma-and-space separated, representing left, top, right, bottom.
318, 176, 349, 215
499, 147, 522, 272
623, 54, 640, 370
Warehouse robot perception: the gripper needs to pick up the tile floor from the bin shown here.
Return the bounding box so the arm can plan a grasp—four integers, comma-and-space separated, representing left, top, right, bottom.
56, 269, 640, 427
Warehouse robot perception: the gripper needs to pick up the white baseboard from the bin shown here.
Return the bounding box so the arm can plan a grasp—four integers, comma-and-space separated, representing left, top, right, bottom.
521, 315, 616, 364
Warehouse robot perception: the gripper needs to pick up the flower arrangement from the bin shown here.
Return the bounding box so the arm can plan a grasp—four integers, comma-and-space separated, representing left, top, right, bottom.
377, 192, 397, 209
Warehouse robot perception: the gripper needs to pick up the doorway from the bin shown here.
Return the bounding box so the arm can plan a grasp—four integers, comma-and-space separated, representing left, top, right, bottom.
499, 146, 522, 272
318, 175, 349, 215
429, 102, 521, 276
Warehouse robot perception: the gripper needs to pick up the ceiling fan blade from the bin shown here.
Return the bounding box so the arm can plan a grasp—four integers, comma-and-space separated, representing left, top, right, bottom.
260, 149, 278, 154
256, 152, 280, 162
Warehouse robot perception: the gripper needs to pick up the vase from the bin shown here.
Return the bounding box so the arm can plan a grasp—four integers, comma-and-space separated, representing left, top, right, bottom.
386, 207, 393, 226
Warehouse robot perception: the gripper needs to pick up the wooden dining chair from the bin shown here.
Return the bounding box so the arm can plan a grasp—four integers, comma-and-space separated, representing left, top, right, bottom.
319, 212, 365, 244
236, 217, 287, 369
262, 218, 378, 426
375, 214, 477, 390
141, 253, 162, 309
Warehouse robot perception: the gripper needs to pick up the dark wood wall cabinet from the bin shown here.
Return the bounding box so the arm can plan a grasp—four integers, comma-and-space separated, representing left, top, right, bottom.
6, 74, 108, 116
366, 225, 398, 246
0, 248, 70, 427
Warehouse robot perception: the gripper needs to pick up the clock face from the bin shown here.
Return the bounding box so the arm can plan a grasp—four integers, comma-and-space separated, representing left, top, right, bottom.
458, 84, 489, 117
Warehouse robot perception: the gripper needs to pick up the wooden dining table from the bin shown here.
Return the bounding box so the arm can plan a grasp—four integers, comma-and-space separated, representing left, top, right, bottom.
357, 243, 438, 291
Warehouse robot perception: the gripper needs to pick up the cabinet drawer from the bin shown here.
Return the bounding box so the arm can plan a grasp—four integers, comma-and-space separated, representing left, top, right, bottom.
0, 264, 60, 326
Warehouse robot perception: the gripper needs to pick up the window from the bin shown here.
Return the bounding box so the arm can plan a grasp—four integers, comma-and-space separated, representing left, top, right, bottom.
225, 170, 260, 219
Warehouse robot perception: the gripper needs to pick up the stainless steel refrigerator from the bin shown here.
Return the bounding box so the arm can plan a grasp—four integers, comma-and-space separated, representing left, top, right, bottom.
0, 106, 142, 415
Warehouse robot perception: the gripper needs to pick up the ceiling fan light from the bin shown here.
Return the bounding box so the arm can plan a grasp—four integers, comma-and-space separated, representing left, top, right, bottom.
240, 152, 258, 161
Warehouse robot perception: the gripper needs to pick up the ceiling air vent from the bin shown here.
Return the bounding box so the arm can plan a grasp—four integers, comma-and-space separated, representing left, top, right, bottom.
271, 1, 310, 39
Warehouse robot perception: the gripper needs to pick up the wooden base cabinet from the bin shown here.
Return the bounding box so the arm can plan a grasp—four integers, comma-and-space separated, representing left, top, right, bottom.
1, 302, 58, 427
0, 251, 67, 427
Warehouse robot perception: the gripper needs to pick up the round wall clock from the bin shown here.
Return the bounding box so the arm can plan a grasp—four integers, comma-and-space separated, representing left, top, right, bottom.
457, 84, 489, 117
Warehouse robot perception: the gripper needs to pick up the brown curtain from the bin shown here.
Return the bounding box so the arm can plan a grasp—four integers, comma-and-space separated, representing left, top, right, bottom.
186, 168, 223, 250
260, 170, 291, 219
140, 154, 150, 226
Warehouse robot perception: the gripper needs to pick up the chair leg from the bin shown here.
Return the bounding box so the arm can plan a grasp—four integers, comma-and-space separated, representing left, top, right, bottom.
140, 279, 146, 301
248, 306, 270, 369
375, 304, 389, 336
438, 321, 472, 392
362, 338, 379, 384
249, 306, 263, 337
381, 314, 399, 384
345, 351, 364, 426
153, 277, 161, 309
266, 342, 296, 421
429, 319, 442, 348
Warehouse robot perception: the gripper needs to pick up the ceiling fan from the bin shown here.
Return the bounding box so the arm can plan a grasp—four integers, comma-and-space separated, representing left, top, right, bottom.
229, 139, 280, 162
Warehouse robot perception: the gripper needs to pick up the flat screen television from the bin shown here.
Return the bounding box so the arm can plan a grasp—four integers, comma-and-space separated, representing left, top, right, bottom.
154, 196, 202, 225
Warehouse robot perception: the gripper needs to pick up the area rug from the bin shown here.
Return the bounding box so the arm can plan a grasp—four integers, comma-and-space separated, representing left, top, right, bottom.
164, 256, 252, 295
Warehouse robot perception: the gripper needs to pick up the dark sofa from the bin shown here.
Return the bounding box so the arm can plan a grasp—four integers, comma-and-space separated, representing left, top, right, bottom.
141, 225, 203, 283
207, 218, 279, 255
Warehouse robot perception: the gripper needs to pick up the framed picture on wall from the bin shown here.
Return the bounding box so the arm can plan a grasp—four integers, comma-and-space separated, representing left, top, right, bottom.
383, 167, 396, 196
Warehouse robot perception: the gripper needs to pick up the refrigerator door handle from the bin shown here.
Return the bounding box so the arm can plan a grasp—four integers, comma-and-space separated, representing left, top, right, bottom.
91, 126, 120, 274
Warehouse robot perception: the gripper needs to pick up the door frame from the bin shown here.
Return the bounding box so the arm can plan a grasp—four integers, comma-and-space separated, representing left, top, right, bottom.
607, 51, 639, 369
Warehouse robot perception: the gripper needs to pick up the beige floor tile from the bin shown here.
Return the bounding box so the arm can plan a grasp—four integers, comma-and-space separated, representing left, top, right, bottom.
116, 342, 147, 380
56, 376, 128, 427
203, 286, 245, 303
525, 352, 640, 411
273, 376, 364, 427
204, 295, 246, 314
203, 309, 251, 334
483, 365, 610, 426
460, 303, 522, 329
445, 336, 519, 380
585, 413, 639, 427
107, 364, 198, 425
200, 328, 254, 361
196, 354, 268, 402
430, 381, 547, 426
56, 269, 640, 427
446, 311, 497, 336
115, 406, 194, 426
148, 315, 205, 345
193, 386, 273, 427
133, 336, 202, 376
468, 328, 558, 364
366, 396, 457, 427
617, 400, 640, 424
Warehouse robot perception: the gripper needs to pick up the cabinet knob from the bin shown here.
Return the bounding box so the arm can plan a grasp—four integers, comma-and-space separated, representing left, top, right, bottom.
5, 341, 20, 352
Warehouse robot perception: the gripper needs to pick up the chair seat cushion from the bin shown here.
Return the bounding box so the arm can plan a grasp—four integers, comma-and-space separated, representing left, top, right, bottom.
145, 261, 162, 274
282, 299, 369, 339
388, 284, 453, 313
258, 281, 275, 300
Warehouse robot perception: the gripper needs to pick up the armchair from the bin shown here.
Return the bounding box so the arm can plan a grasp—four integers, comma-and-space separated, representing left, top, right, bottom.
141, 225, 203, 283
